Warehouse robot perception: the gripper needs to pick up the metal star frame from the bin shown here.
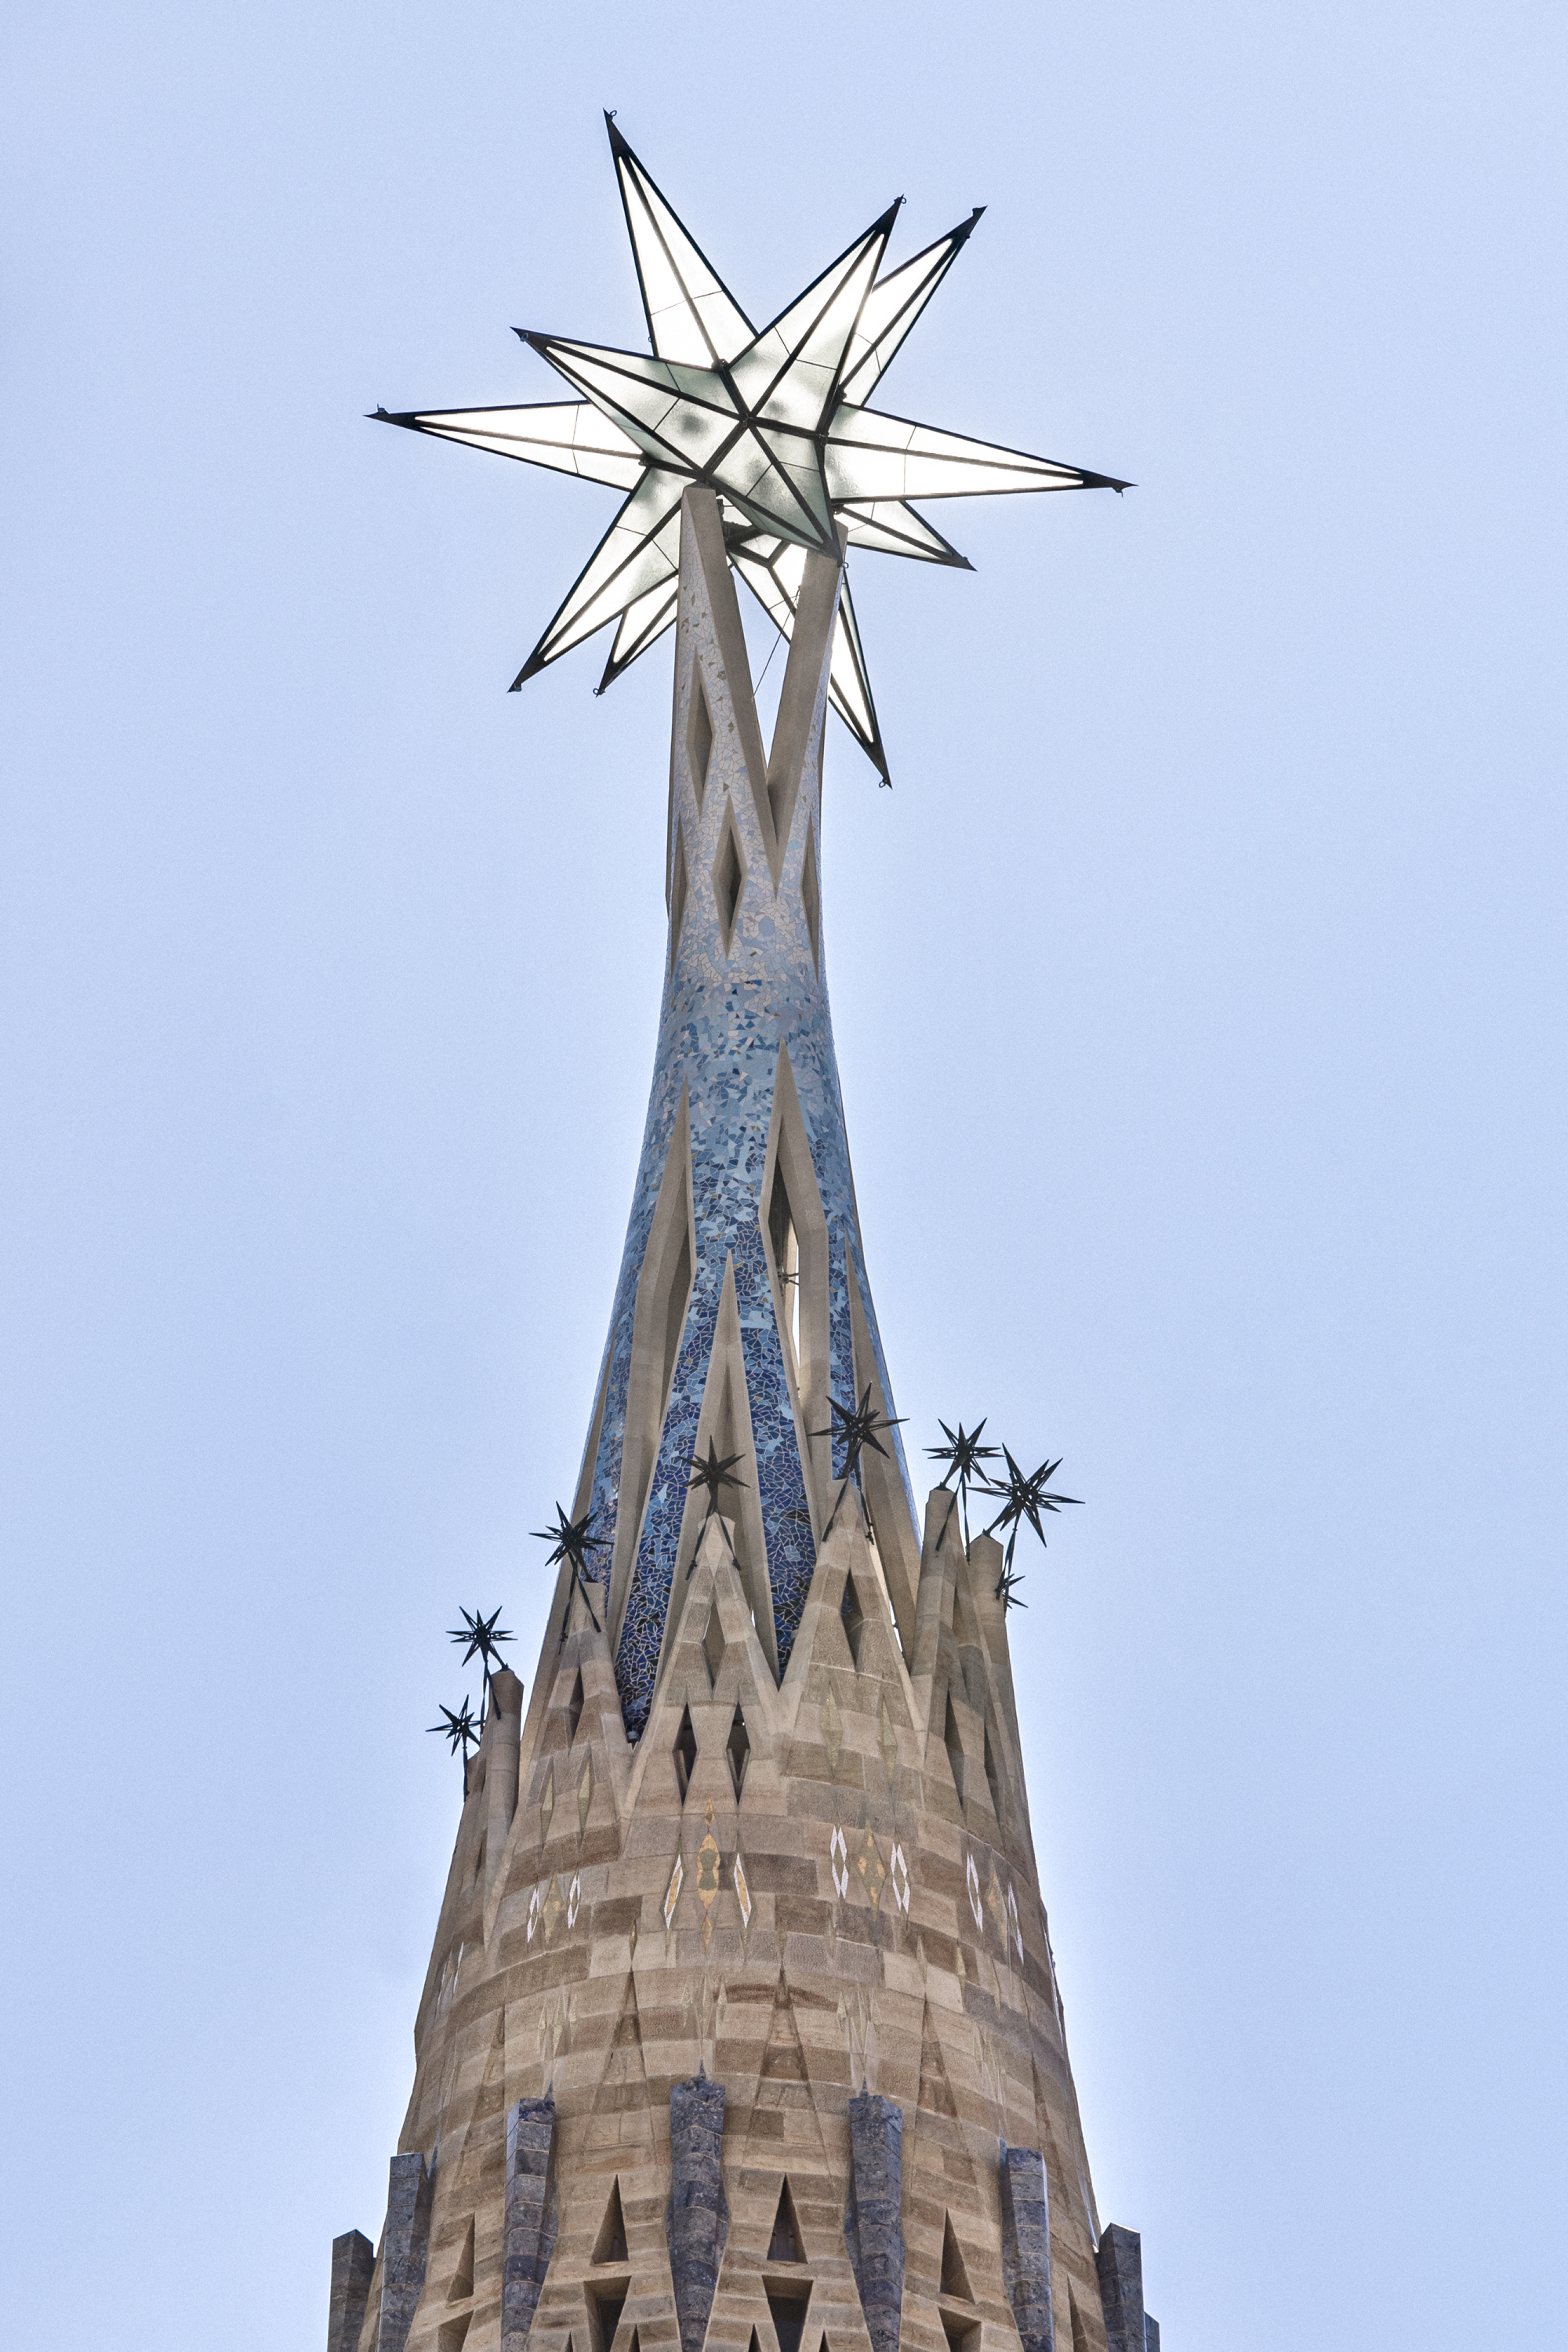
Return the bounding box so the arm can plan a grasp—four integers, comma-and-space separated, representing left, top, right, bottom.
448, 1603, 514, 1719
374, 114, 1128, 782
428, 1697, 482, 1793
684, 1438, 748, 1576
814, 1382, 906, 1537
532, 1501, 608, 1632
981, 1446, 1083, 1602
925, 1416, 1000, 1552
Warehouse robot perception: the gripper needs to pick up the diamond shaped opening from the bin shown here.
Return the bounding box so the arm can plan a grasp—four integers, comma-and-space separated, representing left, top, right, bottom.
702, 1602, 726, 1690
713, 805, 746, 953
840, 1571, 865, 1670
593, 2180, 629, 2267
670, 824, 689, 964
768, 2177, 804, 2263
939, 2318, 978, 2352
800, 823, 821, 974
568, 1668, 584, 1744
944, 1694, 964, 1802
438, 2317, 474, 2352
673, 1704, 697, 1802
940, 2216, 972, 2303
688, 676, 713, 805
768, 1155, 800, 1370
727, 1704, 750, 1800
765, 2285, 812, 2352
983, 1722, 1003, 1824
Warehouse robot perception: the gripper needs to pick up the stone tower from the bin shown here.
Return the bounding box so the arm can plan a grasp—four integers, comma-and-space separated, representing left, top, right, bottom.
326, 490, 1158, 2352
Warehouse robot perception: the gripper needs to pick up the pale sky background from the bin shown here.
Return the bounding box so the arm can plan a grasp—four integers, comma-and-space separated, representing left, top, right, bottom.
2, 4, 1564, 2346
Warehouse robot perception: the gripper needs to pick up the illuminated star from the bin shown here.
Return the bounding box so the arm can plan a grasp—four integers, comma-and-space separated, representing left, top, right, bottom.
373, 115, 1127, 782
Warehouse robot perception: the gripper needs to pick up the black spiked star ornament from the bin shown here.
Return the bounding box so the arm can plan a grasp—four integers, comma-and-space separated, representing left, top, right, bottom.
686, 1437, 747, 1508
924, 1416, 1000, 1551
683, 1439, 748, 1575
813, 1382, 906, 1537
372, 114, 1128, 785
532, 1502, 608, 1633
447, 1603, 514, 1719
427, 1697, 482, 1795
981, 1446, 1084, 1601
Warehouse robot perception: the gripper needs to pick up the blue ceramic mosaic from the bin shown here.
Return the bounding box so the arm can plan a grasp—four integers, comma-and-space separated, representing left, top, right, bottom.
575, 561, 918, 1740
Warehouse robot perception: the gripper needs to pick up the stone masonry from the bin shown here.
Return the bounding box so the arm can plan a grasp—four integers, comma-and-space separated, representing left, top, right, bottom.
329, 490, 1158, 2352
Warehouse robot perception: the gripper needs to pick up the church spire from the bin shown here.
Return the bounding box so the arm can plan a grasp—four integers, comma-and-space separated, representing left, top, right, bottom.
343, 116, 1156, 2352
565, 485, 918, 1740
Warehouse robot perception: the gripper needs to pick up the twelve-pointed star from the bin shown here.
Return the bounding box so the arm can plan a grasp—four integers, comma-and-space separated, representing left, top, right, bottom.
373, 115, 1128, 782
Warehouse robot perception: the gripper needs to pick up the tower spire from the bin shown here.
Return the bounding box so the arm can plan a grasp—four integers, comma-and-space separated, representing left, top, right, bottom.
343, 120, 1156, 2352
574, 486, 918, 1738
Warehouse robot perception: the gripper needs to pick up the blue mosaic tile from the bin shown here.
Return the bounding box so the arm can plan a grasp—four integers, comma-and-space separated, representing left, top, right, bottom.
578, 568, 916, 1740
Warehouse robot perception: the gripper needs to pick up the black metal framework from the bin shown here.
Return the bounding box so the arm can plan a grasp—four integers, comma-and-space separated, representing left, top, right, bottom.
372, 115, 1127, 784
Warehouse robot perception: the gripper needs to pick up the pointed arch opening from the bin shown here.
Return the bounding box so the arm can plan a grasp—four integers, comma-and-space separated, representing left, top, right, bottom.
940, 2215, 972, 2303
944, 1695, 965, 1805
670, 822, 689, 965
702, 1601, 726, 1690
568, 1668, 584, 1744
800, 821, 822, 974
438, 2317, 474, 2352
713, 800, 746, 952
673, 1705, 697, 1802
592, 2180, 629, 2267
840, 1571, 866, 1670
727, 1705, 751, 1799
768, 2177, 804, 2263
688, 673, 713, 806
448, 2216, 475, 2302
983, 1721, 1004, 1825
760, 1047, 831, 1493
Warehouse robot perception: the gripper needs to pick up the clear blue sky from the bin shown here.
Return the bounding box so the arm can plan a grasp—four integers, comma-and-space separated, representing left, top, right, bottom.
2, 4, 1563, 2346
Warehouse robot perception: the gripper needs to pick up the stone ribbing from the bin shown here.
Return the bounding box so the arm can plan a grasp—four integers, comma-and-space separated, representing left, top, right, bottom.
579, 492, 918, 1736
502, 2095, 557, 2352
374, 2151, 434, 2352
328, 2230, 375, 2352
998, 2144, 1054, 2352
843, 2091, 906, 2352
1094, 2223, 1147, 2352
667, 2068, 728, 2352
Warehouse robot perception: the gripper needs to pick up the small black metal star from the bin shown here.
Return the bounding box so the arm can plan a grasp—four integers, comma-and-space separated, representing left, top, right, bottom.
532, 1501, 608, 1632
981, 1446, 1083, 1581
813, 1383, 907, 1536
925, 1417, 1000, 1551
683, 1439, 748, 1576
995, 1563, 1029, 1613
428, 1695, 482, 1795
448, 1603, 514, 1717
